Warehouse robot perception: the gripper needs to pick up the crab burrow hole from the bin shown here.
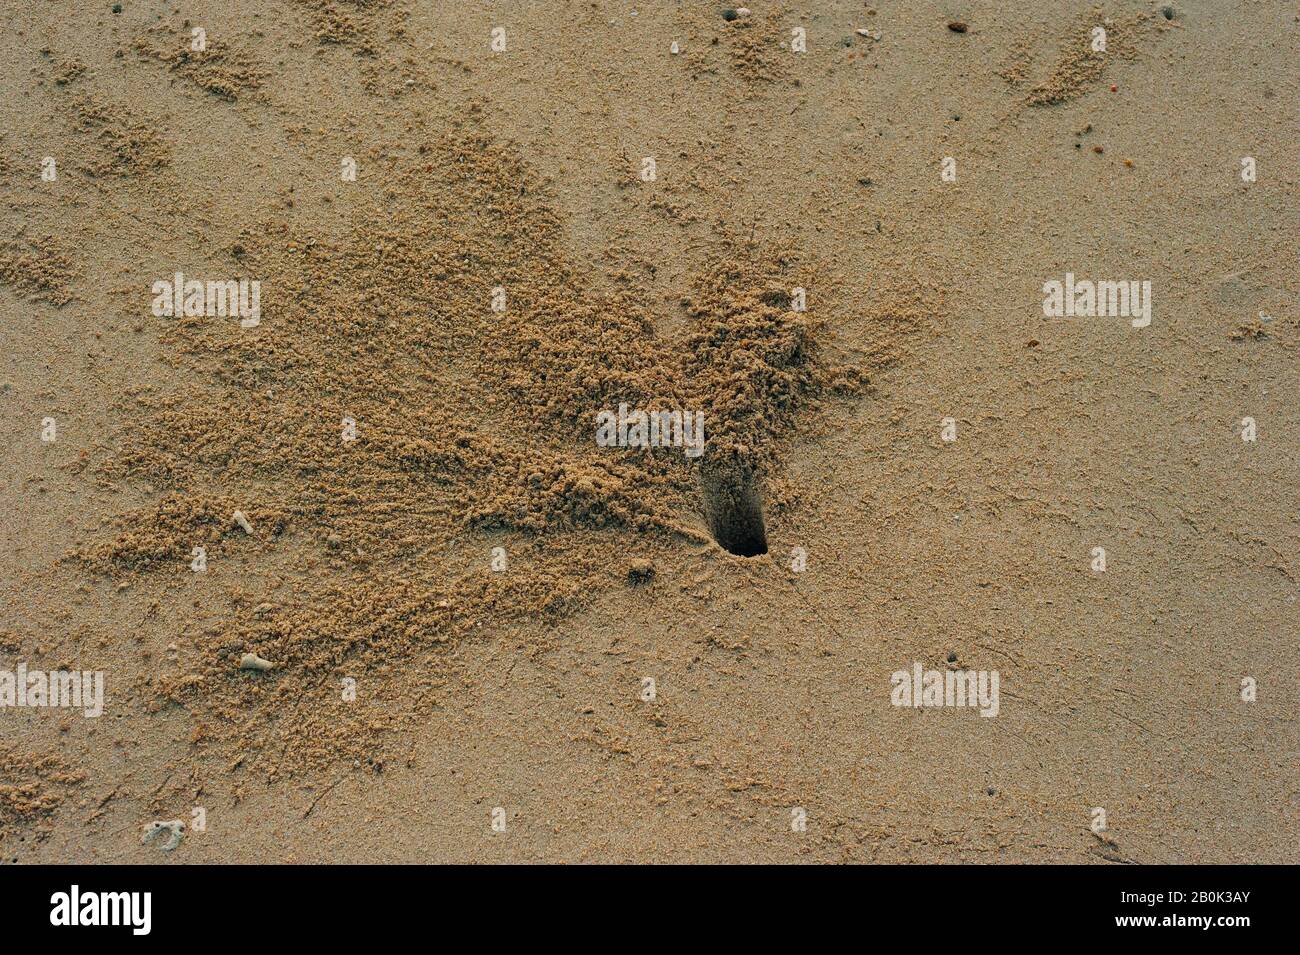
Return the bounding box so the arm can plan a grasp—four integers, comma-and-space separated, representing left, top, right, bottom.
701, 464, 768, 557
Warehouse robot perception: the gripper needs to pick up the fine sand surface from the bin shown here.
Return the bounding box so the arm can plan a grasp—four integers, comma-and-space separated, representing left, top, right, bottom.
0, 1, 1295, 863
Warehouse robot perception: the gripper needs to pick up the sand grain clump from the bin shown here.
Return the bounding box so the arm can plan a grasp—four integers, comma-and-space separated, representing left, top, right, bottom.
0, 746, 85, 842
134, 27, 267, 102
0, 235, 75, 306
1024, 11, 1145, 107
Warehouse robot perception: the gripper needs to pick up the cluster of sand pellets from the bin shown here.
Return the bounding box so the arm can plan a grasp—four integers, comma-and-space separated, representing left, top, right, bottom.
67, 126, 932, 780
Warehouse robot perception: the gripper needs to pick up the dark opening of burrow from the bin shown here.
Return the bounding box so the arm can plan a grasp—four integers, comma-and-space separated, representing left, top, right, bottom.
701, 466, 768, 557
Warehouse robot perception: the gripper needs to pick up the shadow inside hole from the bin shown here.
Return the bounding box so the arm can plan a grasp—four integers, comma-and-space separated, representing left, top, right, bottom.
701, 467, 768, 557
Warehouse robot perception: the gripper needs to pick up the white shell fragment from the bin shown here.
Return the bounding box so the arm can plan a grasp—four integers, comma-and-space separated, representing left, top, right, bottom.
232, 510, 254, 534
142, 820, 184, 851
239, 652, 275, 672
